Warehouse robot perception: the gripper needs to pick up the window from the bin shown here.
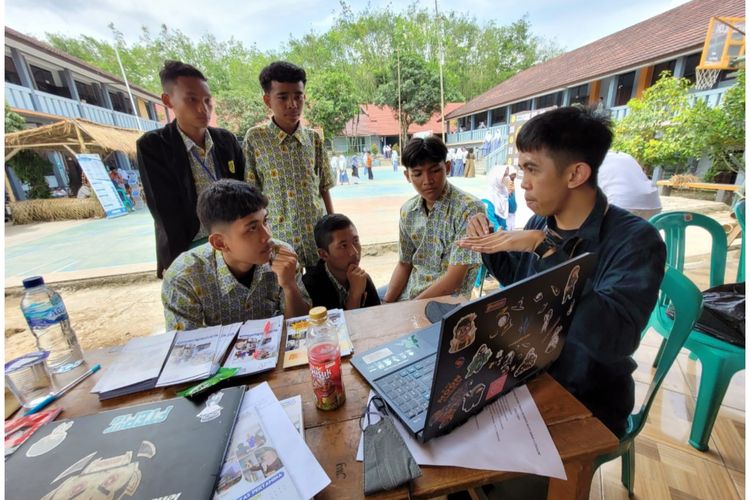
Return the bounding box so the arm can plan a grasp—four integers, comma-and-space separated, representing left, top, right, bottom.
490, 107, 506, 125
535, 91, 563, 109
471, 113, 486, 129
614, 71, 636, 106
75, 81, 101, 106
650, 59, 677, 86
109, 91, 132, 113
682, 53, 701, 84
511, 100, 530, 113
5, 55, 21, 85
29, 65, 71, 98
568, 84, 589, 105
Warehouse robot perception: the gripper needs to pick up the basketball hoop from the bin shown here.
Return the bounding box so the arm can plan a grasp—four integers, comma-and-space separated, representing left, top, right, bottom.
694, 67, 722, 90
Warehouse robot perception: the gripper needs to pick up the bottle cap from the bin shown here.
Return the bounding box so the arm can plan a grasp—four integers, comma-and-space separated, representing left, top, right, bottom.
309, 306, 328, 323
22, 276, 45, 289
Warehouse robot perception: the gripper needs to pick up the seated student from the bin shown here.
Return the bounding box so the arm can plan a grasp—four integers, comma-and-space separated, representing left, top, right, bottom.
303, 214, 380, 310
162, 179, 310, 331
458, 106, 666, 439
383, 136, 484, 303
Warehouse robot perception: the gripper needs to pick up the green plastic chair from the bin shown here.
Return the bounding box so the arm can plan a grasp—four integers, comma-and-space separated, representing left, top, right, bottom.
648, 211, 746, 451
594, 266, 703, 496
734, 200, 745, 283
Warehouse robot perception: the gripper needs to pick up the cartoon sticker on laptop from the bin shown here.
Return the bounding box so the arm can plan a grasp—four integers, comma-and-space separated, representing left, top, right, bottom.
567, 299, 576, 317
429, 381, 469, 429
491, 311, 512, 338
465, 344, 492, 378
461, 383, 487, 413
562, 265, 580, 305
449, 313, 477, 353
545, 325, 563, 354
513, 347, 538, 378
541, 309, 554, 335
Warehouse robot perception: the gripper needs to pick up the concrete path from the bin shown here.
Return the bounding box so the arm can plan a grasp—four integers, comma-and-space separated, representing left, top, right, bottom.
4, 164, 737, 287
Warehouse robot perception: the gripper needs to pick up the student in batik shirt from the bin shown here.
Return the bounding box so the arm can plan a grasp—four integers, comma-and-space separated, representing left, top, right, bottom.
243, 61, 334, 269
161, 180, 310, 331
382, 136, 484, 303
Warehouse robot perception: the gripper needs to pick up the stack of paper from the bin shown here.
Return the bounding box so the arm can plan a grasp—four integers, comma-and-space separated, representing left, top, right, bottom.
283, 309, 353, 368
91, 331, 176, 399
214, 383, 329, 499
156, 323, 240, 387
223, 316, 284, 377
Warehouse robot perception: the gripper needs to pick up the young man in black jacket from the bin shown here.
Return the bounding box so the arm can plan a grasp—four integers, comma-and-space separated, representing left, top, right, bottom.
137, 60, 245, 277
303, 214, 380, 310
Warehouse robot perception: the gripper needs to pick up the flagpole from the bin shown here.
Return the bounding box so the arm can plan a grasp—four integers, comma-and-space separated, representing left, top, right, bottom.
109, 24, 142, 132
435, 0, 446, 142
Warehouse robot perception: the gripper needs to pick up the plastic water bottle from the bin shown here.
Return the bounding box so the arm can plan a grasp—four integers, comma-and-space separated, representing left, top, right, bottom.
307, 306, 346, 411
20, 276, 84, 374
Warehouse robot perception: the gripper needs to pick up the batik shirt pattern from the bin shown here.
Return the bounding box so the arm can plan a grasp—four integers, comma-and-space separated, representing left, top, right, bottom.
243, 120, 334, 267
325, 263, 349, 305
162, 241, 309, 331
398, 183, 484, 300
178, 128, 217, 241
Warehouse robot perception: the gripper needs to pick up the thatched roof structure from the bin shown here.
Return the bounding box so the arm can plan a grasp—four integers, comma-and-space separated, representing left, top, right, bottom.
5, 118, 144, 161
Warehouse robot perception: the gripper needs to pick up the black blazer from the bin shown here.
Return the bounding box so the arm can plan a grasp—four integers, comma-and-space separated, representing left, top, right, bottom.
137, 120, 245, 277
302, 260, 381, 310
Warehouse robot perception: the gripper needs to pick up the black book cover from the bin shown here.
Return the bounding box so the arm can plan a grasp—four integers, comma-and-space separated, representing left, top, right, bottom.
6, 386, 245, 500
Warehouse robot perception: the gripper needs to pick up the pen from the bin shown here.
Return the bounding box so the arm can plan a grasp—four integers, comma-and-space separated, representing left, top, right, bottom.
25, 364, 101, 416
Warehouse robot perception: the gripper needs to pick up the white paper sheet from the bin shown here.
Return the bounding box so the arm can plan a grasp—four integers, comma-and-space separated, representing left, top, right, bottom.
356, 385, 566, 480
215, 383, 330, 499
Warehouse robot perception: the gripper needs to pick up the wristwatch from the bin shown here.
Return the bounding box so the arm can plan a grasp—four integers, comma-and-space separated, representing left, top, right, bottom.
533, 230, 557, 259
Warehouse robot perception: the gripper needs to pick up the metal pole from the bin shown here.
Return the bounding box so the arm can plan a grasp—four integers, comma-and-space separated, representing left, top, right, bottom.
397, 47, 403, 156
435, 0, 446, 142
110, 25, 143, 132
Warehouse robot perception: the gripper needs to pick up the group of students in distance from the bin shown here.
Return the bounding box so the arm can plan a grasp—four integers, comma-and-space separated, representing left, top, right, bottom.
137, 59, 667, 440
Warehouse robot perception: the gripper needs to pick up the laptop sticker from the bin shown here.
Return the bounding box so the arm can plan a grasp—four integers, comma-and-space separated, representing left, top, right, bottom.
449, 313, 477, 353
461, 383, 486, 413
550, 285, 560, 296
511, 297, 525, 311
486, 374, 509, 399
492, 312, 513, 338
567, 299, 576, 316
430, 382, 468, 429
543, 316, 561, 342
518, 316, 530, 337
533, 292, 543, 303
541, 309, 554, 334
562, 265, 581, 304
545, 326, 562, 354
513, 348, 538, 378
437, 375, 464, 404
485, 297, 507, 313
454, 356, 466, 368
537, 302, 549, 314
465, 344, 492, 378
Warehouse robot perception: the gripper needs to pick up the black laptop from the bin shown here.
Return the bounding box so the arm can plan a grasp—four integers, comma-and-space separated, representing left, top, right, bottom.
351, 253, 596, 443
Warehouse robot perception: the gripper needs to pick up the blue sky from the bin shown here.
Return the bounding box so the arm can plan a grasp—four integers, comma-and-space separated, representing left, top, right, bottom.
5, 0, 690, 53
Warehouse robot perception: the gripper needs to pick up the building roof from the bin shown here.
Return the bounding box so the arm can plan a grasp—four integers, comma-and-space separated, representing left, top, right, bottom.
446, 0, 745, 120
5, 26, 161, 101
343, 103, 464, 137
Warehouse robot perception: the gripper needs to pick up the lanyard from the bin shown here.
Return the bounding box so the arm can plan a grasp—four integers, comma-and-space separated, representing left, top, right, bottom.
191, 149, 218, 182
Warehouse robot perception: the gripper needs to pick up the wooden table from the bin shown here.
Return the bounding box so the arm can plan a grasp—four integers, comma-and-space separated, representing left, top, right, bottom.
45, 298, 618, 500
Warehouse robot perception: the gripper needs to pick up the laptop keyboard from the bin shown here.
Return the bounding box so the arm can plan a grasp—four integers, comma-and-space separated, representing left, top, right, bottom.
377, 355, 436, 420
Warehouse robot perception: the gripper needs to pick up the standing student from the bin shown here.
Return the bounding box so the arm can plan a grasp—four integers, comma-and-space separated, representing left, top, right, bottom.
137, 60, 245, 278
382, 136, 484, 302
506, 167, 518, 230
243, 61, 334, 269
464, 147, 476, 178
365, 151, 374, 180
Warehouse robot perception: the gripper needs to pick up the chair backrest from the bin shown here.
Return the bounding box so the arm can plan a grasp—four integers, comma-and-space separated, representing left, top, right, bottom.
734, 200, 745, 283
649, 211, 728, 288
627, 266, 703, 438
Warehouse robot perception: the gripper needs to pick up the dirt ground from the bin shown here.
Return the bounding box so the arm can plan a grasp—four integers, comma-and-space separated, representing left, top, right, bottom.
5, 232, 740, 362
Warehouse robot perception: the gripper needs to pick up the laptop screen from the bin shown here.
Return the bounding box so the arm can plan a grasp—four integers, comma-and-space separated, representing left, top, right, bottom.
421, 253, 596, 441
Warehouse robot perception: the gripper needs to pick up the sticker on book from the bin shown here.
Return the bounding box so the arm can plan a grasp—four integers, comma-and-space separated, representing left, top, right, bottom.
197, 391, 225, 423
465, 344, 492, 378
562, 265, 581, 304
26, 421, 73, 458
449, 313, 477, 353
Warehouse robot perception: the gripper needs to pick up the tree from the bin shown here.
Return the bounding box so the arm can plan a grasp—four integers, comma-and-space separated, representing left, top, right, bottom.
375, 53, 460, 146
305, 70, 360, 142
214, 92, 268, 137
5, 105, 52, 199
612, 73, 711, 175
5, 104, 25, 132
703, 69, 745, 179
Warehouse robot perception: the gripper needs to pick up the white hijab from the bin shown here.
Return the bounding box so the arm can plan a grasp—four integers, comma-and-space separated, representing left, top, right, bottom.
486, 164, 510, 220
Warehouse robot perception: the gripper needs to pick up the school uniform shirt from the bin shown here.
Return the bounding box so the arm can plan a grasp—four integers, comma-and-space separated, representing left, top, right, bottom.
481, 189, 666, 437
243, 120, 335, 268
398, 183, 484, 300
161, 241, 310, 331
302, 260, 381, 310
177, 128, 218, 240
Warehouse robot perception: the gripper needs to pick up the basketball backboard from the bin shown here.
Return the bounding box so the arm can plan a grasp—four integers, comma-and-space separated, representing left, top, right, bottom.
699, 16, 745, 70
